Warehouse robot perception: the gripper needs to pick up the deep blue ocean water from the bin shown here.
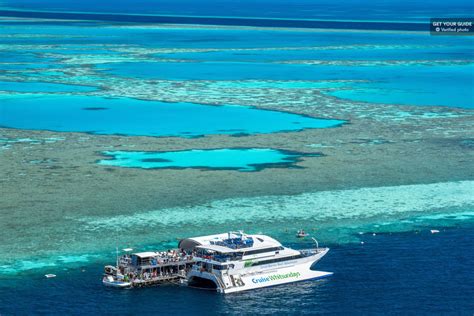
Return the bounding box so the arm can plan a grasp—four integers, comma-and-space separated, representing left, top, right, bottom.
0, 226, 473, 315
1, 0, 472, 22
0, 0, 472, 33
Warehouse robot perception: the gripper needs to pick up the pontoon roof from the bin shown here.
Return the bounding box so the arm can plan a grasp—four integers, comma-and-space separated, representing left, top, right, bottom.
133, 251, 160, 258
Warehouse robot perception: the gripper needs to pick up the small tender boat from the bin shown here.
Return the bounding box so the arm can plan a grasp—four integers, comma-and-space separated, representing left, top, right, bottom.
45, 274, 56, 278
102, 275, 132, 288
296, 230, 309, 238
102, 250, 133, 288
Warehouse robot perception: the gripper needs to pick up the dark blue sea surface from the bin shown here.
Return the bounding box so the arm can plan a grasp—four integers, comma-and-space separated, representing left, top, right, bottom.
0, 226, 473, 315
1, 0, 473, 33
1, 0, 472, 22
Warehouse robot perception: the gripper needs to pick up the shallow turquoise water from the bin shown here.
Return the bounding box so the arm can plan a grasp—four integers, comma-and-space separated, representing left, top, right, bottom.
328, 65, 474, 108
99, 148, 313, 171
0, 81, 96, 92
2, 21, 472, 51
0, 94, 343, 137
1, 20, 473, 108
0, 63, 63, 70
105, 62, 474, 108
156, 45, 474, 63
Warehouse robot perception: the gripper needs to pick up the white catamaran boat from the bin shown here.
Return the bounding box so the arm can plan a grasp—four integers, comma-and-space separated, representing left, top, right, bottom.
180, 231, 332, 293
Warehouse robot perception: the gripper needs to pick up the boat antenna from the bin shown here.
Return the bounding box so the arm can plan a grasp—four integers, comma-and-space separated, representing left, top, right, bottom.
311, 237, 319, 249
116, 246, 119, 270
115, 226, 120, 272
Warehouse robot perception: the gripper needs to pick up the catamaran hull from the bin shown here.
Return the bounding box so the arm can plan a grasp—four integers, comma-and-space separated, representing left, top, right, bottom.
188, 249, 332, 294
222, 269, 332, 293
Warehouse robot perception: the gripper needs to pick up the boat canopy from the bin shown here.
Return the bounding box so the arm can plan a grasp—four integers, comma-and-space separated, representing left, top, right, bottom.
179, 232, 282, 252
178, 233, 230, 251
133, 251, 160, 258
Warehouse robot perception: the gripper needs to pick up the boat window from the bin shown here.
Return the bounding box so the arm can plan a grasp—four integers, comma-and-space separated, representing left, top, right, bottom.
250, 254, 303, 266
212, 264, 227, 270
243, 247, 283, 256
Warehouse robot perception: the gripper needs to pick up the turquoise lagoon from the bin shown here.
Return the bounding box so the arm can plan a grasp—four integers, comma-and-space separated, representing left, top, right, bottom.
328, 65, 474, 108
0, 95, 343, 137
0, 81, 96, 93
99, 148, 314, 171
157, 45, 474, 63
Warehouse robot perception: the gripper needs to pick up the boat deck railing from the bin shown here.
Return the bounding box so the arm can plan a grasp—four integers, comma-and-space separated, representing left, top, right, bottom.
201, 254, 242, 263
299, 248, 327, 257
210, 237, 254, 249
129, 259, 194, 270
118, 253, 195, 271
131, 272, 186, 284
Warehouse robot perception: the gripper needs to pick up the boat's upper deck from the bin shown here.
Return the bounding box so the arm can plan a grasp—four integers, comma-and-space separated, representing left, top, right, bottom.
182, 231, 282, 253
179, 231, 299, 264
